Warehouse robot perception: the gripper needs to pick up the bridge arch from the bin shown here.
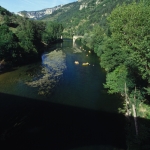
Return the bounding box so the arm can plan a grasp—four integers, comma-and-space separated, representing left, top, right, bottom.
73, 36, 83, 43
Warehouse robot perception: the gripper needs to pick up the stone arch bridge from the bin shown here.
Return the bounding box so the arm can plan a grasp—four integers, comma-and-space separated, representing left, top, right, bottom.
73, 36, 84, 43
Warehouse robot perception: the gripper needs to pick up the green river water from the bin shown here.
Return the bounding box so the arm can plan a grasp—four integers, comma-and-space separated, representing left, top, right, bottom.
0, 40, 126, 150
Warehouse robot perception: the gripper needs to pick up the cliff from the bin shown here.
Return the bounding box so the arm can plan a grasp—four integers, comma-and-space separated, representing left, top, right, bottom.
16, 5, 63, 20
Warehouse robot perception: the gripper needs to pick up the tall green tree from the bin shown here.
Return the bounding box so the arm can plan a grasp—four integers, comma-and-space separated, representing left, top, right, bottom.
104, 65, 135, 94
82, 25, 105, 51
100, 1, 150, 94
0, 24, 18, 61
108, 1, 150, 75
42, 22, 63, 44
16, 19, 37, 54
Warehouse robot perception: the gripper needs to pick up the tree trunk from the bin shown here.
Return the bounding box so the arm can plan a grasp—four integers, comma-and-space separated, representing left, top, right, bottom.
132, 104, 138, 135
125, 82, 130, 116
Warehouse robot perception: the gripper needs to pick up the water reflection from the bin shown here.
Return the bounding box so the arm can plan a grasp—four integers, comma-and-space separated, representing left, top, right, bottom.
26, 49, 66, 96
0, 40, 123, 112
73, 40, 76, 47
73, 41, 82, 53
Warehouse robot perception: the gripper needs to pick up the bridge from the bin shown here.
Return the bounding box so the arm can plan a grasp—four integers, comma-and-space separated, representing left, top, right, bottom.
73, 36, 84, 43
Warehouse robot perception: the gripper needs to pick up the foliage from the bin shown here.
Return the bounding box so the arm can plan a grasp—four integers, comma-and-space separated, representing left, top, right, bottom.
82, 25, 105, 53
0, 6, 11, 16
16, 19, 37, 54
0, 6, 64, 65
108, 1, 150, 78
42, 22, 63, 44
0, 24, 18, 61
101, 1, 150, 94
40, 0, 141, 37
104, 65, 135, 94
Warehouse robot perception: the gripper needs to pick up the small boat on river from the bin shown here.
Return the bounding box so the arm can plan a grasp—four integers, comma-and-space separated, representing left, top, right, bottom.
74, 61, 79, 65
82, 62, 89, 66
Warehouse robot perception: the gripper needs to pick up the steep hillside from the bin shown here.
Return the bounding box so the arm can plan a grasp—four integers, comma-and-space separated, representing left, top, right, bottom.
40, 0, 140, 37
0, 6, 13, 24
40, 2, 79, 22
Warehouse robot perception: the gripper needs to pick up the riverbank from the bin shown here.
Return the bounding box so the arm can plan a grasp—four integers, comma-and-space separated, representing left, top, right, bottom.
0, 39, 63, 73
0, 40, 126, 150
78, 36, 150, 149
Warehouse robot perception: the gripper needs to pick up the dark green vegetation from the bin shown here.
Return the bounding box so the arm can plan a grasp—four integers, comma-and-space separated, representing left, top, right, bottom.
82, 1, 150, 112
0, 6, 63, 66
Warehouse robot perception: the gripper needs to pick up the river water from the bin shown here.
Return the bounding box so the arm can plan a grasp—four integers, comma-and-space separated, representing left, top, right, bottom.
0, 40, 126, 150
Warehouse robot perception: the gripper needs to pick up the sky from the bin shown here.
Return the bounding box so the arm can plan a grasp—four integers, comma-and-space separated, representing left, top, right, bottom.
0, 0, 76, 13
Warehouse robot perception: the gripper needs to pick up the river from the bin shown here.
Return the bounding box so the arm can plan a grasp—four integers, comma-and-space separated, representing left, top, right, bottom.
0, 40, 126, 150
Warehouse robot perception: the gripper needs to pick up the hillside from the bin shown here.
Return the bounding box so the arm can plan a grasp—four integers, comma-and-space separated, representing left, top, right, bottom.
0, 6, 63, 66
40, 0, 141, 37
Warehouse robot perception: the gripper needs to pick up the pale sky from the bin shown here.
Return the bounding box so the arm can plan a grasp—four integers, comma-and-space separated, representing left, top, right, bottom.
0, 0, 76, 13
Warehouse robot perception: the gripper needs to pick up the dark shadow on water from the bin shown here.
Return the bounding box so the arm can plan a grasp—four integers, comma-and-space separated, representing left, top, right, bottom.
0, 92, 127, 150
0, 68, 17, 75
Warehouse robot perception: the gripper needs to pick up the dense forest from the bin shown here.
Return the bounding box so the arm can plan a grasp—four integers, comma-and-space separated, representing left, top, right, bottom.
0, 6, 63, 67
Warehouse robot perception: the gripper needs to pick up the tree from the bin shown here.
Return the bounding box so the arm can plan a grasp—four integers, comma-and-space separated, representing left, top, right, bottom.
16, 19, 37, 54
100, 1, 150, 95
104, 65, 135, 94
107, 1, 150, 78
0, 24, 18, 61
42, 22, 64, 44
82, 25, 105, 51
32, 20, 46, 45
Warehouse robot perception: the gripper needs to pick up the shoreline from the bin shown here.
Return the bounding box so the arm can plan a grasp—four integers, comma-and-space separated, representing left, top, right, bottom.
0, 39, 63, 74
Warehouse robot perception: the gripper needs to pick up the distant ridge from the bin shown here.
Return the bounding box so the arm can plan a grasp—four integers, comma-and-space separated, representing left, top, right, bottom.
16, 5, 63, 20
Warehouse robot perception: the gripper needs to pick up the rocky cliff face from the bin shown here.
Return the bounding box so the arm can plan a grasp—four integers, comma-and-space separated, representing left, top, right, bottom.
16, 5, 63, 20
